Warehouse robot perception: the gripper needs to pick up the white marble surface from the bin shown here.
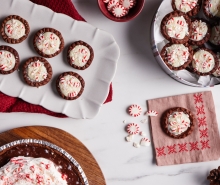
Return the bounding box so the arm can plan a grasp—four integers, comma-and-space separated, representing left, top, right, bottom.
0, 0, 220, 184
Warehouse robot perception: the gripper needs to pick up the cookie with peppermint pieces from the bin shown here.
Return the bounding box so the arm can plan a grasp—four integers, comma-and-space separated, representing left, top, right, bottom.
203, 0, 220, 20
209, 24, 220, 47
213, 52, 220, 77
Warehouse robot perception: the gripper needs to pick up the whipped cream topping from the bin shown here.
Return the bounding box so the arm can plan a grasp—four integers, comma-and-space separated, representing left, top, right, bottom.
0, 156, 67, 185
166, 44, 189, 67
166, 16, 189, 39
192, 50, 215, 73
0, 50, 16, 71
190, 20, 208, 41
70, 45, 90, 67
175, 0, 198, 13
36, 32, 61, 55
210, 25, 220, 45
27, 60, 47, 82
59, 75, 82, 98
209, 0, 220, 17
168, 111, 191, 136
5, 19, 25, 39
213, 53, 220, 76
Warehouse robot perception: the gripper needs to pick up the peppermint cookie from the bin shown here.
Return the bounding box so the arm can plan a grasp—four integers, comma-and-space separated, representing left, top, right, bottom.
0, 45, 19, 74
160, 43, 193, 70
56, 72, 85, 100
209, 24, 220, 47
213, 52, 220, 76
67, 40, 94, 70
171, 0, 202, 17
160, 11, 192, 44
203, 0, 220, 20
33, 28, 64, 58
1, 15, 30, 44
22, 57, 52, 87
161, 107, 194, 139
192, 48, 219, 76
189, 19, 211, 46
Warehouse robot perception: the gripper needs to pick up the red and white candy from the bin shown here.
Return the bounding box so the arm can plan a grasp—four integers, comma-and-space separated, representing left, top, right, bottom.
112, 4, 128, 17
119, 0, 134, 9
128, 104, 142, 117
103, 0, 110, 3
140, 137, 151, 146
107, 0, 119, 11
145, 110, 158, 117
127, 123, 139, 135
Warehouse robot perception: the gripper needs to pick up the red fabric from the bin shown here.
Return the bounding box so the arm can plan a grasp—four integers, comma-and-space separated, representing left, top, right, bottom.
0, 0, 113, 118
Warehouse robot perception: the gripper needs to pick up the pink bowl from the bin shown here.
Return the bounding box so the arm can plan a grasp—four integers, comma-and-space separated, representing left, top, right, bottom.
98, 0, 145, 22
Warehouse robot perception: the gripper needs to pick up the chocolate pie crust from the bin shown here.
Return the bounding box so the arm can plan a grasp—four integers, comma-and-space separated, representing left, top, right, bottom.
203, 0, 220, 20
171, 0, 202, 17
160, 11, 192, 44
67, 40, 94, 70
160, 43, 193, 70
189, 18, 211, 46
192, 48, 219, 76
22, 57, 52, 87
1, 15, 30, 44
33, 27, 64, 58
0, 143, 84, 185
161, 107, 194, 139
0, 45, 19, 75
56, 71, 85, 100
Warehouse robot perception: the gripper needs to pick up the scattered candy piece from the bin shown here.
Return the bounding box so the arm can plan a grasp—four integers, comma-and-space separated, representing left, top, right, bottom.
128, 104, 142, 117
133, 142, 140, 148
107, 0, 119, 11
140, 119, 147, 123
123, 120, 127, 124
103, 0, 110, 3
139, 131, 146, 136
140, 137, 151, 146
125, 134, 134, 142
145, 110, 158, 117
119, 0, 134, 9
112, 4, 128, 17
127, 123, 140, 135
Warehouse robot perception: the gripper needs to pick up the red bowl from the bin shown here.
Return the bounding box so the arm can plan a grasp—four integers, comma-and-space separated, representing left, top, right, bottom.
98, 0, 145, 22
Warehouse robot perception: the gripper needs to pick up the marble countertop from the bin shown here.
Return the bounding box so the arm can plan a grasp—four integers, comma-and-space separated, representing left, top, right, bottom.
1, 0, 220, 184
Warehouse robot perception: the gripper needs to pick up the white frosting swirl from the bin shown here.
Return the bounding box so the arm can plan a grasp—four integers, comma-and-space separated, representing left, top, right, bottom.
0, 156, 67, 185
192, 50, 215, 73
190, 20, 208, 41
0, 50, 16, 71
36, 32, 61, 55
166, 44, 189, 67
59, 75, 82, 97
175, 0, 198, 13
213, 53, 220, 76
5, 19, 25, 39
70, 45, 90, 67
27, 60, 47, 82
168, 111, 191, 135
210, 25, 220, 45
209, 0, 220, 17
166, 16, 189, 39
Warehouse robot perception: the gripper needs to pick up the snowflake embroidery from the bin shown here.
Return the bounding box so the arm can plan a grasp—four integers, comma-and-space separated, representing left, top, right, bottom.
200, 140, 210, 150
178, 143, 188, 152
197, 117, 206, 127
167, 144, 177, 154
189, 141, 199, 151
196, 105, 205, 115
156, 147, 166, 157
193, 93, 203, 104
199, 128, 208, 138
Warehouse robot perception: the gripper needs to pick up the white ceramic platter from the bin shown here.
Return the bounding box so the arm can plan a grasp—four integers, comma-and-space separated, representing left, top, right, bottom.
0, 0, 120, 118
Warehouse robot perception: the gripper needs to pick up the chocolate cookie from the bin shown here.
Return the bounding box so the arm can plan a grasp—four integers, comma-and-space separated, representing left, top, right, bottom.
22, 57, 52, 87
0, 45, 19, 74
160, 43, 193, 70
192, 48, 219, 76
56, 72, 85, 100
213, 52, 220, 77
203, 0, 220, 20
209, 24, 220, 47
161, 107, 194, 139
1, 15, 30, 44
67, 40, 94, 70
160, 11, 192, 44
171, 0, 202, 17
189, 18, 211, 46
33, 28, 64, 58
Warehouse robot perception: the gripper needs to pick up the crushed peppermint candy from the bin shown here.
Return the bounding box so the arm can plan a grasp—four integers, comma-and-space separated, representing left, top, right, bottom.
145, 110, 158, 117
128, 104, 142, 117
125, 134, 134, 142
140, 137, 151, 146
127, 123, 140, 135
190, 20, 208, 41
140, 119, 147, 123
70, 45, 90, 67
139, 131, 146, 136
0, 50, 16, 71
133, 142, 140, 148
5, 19, 25, 39
0, 156, 68, 184
174, 0, 198, 13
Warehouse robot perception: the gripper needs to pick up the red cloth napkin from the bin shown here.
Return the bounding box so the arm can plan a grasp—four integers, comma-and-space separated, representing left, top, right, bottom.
0, 0, 113, 118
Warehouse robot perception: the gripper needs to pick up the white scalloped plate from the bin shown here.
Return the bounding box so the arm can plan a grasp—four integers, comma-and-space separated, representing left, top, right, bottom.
0, 0, 120, 118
